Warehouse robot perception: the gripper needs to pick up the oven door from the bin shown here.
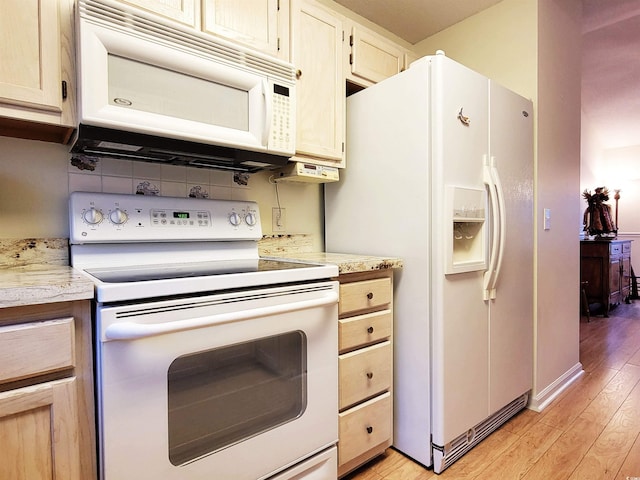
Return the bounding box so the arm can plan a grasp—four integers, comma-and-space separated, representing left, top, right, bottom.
95, 281, 338, 480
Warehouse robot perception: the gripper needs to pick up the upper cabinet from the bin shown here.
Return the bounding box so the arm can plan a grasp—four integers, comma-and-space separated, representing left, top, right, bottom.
291, 0, 345, 167
203, 0, 289, 60
0, 0, 416, 158
345, 23, 407, 87
118, 0, 198, 26
121, 0, 289, 60
0, 0, 76, 143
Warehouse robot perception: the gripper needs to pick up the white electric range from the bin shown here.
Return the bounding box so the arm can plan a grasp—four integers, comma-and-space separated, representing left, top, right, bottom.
69, 191, 339, 480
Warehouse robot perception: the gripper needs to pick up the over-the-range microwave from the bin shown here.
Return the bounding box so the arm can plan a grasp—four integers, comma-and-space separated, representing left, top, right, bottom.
71, 0, 296, 172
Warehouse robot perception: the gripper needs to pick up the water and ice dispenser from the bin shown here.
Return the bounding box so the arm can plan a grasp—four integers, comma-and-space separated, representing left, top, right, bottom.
445, 186, 487, 274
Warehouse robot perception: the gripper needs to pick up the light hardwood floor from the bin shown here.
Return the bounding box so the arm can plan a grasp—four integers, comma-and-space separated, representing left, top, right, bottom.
343, 301, 640, 480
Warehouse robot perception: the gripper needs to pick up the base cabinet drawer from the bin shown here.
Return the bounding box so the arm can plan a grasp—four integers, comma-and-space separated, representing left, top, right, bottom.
339, 341, 391, 410
338, 392, 392, 466
339, 277, 391, 316
0, 317, 75, 383
339, 309, 392, 352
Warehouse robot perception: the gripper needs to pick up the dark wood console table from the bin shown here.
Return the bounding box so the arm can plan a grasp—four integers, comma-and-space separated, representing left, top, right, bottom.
580, 239, 632, 316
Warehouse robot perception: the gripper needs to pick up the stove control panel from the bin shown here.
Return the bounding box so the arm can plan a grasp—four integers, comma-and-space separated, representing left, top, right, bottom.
69, 192, 262, 243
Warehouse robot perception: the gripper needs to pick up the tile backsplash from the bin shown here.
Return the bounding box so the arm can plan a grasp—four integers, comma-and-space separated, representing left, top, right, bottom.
68, 157, 251, 200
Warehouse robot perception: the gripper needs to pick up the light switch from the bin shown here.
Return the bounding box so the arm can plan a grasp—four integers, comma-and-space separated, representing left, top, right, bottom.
543, 208, 551, 230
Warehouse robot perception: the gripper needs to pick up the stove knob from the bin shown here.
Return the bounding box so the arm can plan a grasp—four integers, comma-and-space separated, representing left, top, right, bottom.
83, 207, 104, 225
228, 212, 241, 226
109, 208, 128, 225
245, 212, 257, 226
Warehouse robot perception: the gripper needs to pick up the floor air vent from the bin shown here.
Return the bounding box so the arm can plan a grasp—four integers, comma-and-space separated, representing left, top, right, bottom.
433, 393, 529, 473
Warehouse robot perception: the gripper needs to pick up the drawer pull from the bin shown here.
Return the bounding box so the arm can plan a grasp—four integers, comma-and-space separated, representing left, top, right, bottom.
367, 326, 374, 334
366, 426, 374, 434
366, 372, 374, 379
366, 292, 374, 300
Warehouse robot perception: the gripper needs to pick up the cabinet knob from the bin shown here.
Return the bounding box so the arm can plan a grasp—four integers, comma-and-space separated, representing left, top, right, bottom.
296, 69, 302, 79
366, 292, 374, 300
366, 426, 374, 434
366, 372, 374, 379
367, 326, 374, 334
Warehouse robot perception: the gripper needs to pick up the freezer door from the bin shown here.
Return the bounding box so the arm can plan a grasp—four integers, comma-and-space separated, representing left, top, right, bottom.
431, 55, 491, 447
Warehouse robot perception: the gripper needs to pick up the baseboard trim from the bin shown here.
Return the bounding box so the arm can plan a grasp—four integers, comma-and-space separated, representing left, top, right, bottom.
527, 362, 584, 412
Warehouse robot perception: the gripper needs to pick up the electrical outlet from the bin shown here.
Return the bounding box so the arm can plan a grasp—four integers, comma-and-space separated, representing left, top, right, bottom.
272, 207, 286, 232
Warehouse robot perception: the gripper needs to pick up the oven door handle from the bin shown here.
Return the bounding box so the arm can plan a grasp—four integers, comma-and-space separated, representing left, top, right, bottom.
104, 291, 339, 340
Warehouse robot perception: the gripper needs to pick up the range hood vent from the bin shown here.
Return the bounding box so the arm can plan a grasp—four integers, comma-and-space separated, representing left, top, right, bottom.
70, 125, 291, 173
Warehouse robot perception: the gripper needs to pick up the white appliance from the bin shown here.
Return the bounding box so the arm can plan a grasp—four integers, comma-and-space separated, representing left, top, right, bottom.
69, 192, 339, 480
274, 162, 340, 183
71, 0, 296, 172
324, 53, 534, 473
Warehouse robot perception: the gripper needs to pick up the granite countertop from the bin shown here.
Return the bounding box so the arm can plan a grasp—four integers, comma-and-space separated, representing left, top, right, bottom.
0, 237, 401, 308
0, 265, 95, 309
0, 238, 94, 308
267, 252, 403, 275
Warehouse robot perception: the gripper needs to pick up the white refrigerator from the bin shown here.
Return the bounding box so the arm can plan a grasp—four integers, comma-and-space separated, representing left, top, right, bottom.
324, 53, 533, 473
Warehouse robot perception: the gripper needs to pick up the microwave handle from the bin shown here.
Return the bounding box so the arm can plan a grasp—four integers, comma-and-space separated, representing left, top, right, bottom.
103, 291, 338, 341
262, 79, 272, 147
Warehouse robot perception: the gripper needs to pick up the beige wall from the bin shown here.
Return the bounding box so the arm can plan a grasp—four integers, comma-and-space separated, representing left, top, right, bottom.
536, 0, 583, 407
0, 137, 71, 238
415, 0, 537, 102
580, 112, 602, 191
580, 130, 640, 267
0, 136, 325, 249
416, 0, 584, 409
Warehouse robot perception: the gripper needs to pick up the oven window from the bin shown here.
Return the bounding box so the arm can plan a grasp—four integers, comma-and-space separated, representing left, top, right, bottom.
167, 331, 307, 465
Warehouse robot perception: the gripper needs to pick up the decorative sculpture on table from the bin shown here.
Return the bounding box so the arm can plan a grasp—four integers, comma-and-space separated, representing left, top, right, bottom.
582, 186, 616, 236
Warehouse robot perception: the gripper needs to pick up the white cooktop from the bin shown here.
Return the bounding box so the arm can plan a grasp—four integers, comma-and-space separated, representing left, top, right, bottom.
69, 192, 337, 302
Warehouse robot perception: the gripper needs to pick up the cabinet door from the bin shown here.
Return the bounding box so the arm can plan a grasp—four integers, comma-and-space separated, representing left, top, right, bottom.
347, 25, 405, 86
0, 0, 61, 113
291, 0, 345, 166
120, 0, 197, 26
203, 0, 286, 59
0, 0, 75, 141
609, 256, 621, 305
621, 253, 631, 299
0, 378, 80, 480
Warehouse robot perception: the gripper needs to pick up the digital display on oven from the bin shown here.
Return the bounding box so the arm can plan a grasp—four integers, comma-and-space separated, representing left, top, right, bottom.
173, 212, 190, 219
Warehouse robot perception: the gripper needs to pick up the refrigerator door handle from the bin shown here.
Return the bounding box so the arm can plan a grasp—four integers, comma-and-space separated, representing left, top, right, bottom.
483, 157, 500, 300
488, 156, 506, 299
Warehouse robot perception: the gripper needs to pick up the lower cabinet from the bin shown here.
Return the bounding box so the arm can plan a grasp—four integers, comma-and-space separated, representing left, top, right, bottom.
337, 270, 394, 477
580, 239, 632, 316
0, 378, 79, 480
0, 301, 95, 480
339, 392, 392, 465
